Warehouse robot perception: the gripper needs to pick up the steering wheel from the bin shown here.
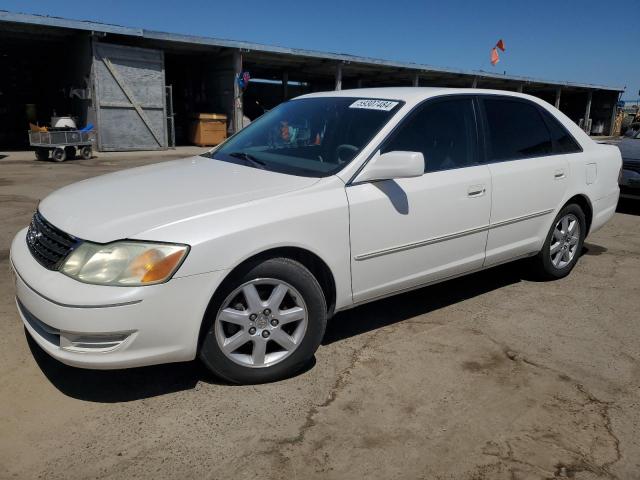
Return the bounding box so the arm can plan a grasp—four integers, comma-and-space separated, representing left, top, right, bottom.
336, 144, 359, 164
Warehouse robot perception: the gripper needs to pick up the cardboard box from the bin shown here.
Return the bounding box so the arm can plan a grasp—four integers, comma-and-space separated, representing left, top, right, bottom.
189, 113, 227, 146
192, 113, 227, 121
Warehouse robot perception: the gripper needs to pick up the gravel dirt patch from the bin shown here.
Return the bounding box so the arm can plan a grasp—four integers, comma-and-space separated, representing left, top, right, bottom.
1, 148, 639, 479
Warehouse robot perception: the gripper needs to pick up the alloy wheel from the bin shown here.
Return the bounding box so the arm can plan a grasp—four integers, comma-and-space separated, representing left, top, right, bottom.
214, 279, 308, 368
550, 213, 580, 269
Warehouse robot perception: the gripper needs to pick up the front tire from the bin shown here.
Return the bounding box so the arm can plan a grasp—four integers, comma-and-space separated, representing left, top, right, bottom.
199, 258, 327, 384
532, 203, 586, 279
80, 146, 92, 160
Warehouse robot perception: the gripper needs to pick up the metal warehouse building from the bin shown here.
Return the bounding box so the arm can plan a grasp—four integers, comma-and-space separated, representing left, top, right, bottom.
0, 11, 624, 152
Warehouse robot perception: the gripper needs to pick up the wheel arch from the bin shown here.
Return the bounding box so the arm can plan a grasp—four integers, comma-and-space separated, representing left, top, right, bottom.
198, 246, 338, 347
564, 194, 593, 235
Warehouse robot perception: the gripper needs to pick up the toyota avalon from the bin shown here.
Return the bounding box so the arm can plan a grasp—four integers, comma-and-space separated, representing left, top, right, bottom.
11, 88, 621, 384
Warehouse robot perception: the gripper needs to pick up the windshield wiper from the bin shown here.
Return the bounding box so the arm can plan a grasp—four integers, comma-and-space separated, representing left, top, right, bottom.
228, 151, 267, 168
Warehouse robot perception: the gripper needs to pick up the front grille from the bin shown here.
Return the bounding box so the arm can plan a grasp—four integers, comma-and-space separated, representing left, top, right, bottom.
26, 211, 79, 270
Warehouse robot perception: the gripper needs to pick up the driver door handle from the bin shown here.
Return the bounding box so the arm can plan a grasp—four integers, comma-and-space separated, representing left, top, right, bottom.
467, 185, 486, 198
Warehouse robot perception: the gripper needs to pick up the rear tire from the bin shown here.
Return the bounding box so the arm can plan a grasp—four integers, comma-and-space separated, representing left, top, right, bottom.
532, 203, 586, 279
199, 257, 327, 384
52, 147, 66, 162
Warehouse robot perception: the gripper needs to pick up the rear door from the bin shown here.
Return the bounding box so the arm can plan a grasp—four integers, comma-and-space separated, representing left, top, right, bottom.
479, 96, 569, 266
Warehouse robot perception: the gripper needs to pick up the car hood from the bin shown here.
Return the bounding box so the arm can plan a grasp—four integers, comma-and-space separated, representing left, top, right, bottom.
39, 156, 319, 243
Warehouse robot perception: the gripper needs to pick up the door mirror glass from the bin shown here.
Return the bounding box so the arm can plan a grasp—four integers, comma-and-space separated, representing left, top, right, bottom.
354, 150, 424, 183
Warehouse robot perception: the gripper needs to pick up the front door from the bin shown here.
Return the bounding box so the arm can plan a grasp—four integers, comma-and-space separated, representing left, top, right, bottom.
347, 96, 492, 303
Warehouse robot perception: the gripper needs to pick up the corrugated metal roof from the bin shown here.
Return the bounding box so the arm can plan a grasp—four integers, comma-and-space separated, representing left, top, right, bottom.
0, 10, 624, 92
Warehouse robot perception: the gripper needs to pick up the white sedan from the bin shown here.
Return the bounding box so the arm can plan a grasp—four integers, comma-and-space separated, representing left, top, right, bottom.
11, 88, 621, 384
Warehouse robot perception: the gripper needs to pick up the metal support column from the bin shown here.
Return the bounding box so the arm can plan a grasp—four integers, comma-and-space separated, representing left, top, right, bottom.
517, 84, 524, 93
471, 77, 478, 88
413, 73, 419, 87
554, 87, 562, 109
165, 85, 175, 149
233, 50, 243, 133
584, 91, 593, 134
335, 63, 342, 91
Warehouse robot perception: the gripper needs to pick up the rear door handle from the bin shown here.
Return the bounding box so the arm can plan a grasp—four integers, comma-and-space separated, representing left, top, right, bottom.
467, 185, 486, 197
554, 169, 566, 179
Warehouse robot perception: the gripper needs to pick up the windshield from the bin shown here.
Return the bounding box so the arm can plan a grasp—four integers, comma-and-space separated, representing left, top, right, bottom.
201, 97, 403, 177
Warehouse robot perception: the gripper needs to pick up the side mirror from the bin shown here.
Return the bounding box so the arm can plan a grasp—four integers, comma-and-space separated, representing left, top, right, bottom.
354, 150, 424, 183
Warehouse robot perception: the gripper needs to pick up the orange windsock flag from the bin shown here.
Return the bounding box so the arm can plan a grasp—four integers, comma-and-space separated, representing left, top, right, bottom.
490, 47, 500, 66
496, 39, 505, 52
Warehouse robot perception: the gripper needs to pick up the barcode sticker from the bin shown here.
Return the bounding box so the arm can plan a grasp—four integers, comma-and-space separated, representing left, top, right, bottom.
349, 99, 399, 111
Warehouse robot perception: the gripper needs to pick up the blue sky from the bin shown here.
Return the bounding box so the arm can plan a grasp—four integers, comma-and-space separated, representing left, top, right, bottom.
2, 0, 638, 100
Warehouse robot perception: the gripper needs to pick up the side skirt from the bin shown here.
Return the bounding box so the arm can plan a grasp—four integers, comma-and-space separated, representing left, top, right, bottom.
335, 250, 538, 314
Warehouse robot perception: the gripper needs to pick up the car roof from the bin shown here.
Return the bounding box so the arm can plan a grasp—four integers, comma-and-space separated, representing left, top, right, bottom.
295, 86, 595, 151
296, 87, 539, 105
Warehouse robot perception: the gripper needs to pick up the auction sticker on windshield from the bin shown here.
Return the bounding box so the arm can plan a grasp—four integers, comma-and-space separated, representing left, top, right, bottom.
349, 99, 399, 111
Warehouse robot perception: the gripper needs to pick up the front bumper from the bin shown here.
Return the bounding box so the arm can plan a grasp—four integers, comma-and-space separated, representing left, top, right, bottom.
11, 228, 227, 369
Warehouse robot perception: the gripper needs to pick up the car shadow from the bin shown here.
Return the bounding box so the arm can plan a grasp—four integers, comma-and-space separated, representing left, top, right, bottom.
616, 198, 640, 216
26, 331, 316, 402
323, 260, 527, 345
582, 242, 607, 256
26, 332, 214, 402
27, 259, 567, 402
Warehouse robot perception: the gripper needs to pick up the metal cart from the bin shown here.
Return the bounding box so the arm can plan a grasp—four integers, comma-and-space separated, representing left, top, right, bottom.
28, 130, 96, 162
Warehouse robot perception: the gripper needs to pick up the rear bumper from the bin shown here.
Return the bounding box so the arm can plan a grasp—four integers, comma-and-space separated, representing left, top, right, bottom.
590, 189, 620, 234
11, 228, 227, 369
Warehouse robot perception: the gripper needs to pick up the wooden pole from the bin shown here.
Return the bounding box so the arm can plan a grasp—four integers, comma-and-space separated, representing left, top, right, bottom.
233, 50, 243, 133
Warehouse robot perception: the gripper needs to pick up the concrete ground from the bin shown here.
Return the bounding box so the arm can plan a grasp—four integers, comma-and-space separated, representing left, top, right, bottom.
1, 147, 639, 480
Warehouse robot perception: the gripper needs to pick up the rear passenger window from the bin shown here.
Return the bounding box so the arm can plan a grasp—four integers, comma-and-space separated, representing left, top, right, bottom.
383, 98, 478, 172
540, 109, 582, 154
483, 98, 552, 161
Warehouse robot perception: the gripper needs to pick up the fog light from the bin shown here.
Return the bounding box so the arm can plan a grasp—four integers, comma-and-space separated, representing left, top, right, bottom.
60, 332, 132, 353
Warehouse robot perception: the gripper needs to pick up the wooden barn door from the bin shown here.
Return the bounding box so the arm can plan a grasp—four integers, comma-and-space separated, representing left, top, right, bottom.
93, 42, 167, 151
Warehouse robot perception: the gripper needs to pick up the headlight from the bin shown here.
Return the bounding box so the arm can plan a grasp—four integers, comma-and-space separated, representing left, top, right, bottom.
61, 241, 189, 286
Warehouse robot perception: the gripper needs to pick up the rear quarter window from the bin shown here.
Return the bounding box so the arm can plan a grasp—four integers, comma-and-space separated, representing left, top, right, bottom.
540, 109, 583, 154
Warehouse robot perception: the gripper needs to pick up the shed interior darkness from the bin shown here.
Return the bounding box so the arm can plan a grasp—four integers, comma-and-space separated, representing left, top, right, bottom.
0, 27, 91, 148
0, 15, 622, 150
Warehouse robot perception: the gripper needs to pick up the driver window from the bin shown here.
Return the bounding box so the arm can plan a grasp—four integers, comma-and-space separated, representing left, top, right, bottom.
383, 97, 478, 172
